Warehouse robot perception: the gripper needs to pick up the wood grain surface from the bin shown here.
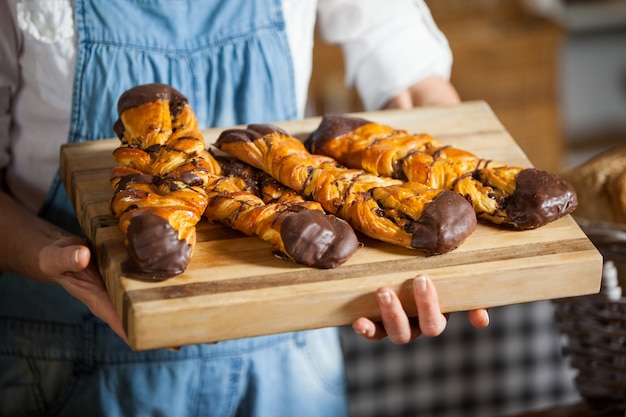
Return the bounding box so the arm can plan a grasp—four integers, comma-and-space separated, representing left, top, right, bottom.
60, 101, 603, 350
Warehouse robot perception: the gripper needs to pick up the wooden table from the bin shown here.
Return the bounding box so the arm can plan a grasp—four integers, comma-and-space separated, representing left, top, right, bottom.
60, 101, 602, 350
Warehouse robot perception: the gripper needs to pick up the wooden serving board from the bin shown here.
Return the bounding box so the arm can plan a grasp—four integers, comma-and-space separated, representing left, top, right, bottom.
60, 101, 602, 350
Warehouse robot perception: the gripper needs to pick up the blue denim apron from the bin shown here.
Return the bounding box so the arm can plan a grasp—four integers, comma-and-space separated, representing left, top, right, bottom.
0, 1, 347, 416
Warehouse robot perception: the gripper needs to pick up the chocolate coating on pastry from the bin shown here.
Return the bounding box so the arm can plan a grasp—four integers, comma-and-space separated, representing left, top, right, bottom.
408, 190, 477, 254
280, 210, 360, 269
115, 173, 154, 191
113, 83, 188, 139
216, 124, 289, 146
115, 171, 204, 193
124, 213, 191, 279
216, 128, 259, 145
247, 124, 289, 137
216, 157, 260, 193
176, 171, 205, 187
117, 83, 187, 115
506, 168, 578, 229
305, 114, 371, 152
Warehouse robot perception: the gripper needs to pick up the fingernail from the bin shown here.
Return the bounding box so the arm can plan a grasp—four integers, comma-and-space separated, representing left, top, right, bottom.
377, 290, 392, 305
353, 326, 367, 336
73, 248, 80, 265
482, 310, 490, 326
415, 275, 427, 293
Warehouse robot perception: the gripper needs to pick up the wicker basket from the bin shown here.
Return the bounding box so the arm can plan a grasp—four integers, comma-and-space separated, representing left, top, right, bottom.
555, 220, 626, 416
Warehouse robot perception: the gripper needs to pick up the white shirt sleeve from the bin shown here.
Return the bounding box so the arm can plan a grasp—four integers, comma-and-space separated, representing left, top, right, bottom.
0, 0, 21, 172
316, 0, 453, 111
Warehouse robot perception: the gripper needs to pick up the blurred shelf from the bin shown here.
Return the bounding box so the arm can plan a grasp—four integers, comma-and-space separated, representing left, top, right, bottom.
526, 0, 626, 32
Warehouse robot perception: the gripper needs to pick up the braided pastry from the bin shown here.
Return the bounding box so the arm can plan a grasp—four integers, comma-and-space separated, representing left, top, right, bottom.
215, 124, 477, 255
111, 84, 358, 274
306, 114, 578, 229
204, 157, 360, 268
111, 83, 215, 279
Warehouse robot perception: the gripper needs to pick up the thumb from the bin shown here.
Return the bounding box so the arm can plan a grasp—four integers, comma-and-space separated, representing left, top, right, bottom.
39, 244, 91, 276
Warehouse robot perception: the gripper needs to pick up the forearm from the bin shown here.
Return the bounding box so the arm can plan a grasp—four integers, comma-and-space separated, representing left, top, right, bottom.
318, 0, 454, 111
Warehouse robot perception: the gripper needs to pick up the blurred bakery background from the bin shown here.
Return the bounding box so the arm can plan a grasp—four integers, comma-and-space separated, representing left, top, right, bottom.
306, 0, 626, 416
307, 0, 626, 174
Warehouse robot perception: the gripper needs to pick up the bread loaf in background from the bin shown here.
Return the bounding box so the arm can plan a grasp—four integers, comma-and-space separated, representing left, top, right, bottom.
562, 145, 626, 225
564, 145, 626, 290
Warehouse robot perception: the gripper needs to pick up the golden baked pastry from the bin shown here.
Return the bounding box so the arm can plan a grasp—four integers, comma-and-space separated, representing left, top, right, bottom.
111, 84, 359, 274
215, 124, 477, 255
306, 114, 578, 229
111, 83, 214, 279
205, 157, 360, 268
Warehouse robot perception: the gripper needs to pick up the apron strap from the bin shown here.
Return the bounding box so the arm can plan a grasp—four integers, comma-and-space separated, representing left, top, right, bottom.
41, 0, 297, 232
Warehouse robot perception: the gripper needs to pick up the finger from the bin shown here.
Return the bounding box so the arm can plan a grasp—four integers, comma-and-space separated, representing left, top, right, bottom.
376, 287, 415, 344
87, 296, 128, 344
352, 317, 387, 341
57, 270, 129, 344
383, 90, 412, 110
467, 308, 490, 329
39, 244, 90, 276
413, 275, 447, 337
74, 245, 92, 270
39, 241, 129, 344
92, 297, 129, 344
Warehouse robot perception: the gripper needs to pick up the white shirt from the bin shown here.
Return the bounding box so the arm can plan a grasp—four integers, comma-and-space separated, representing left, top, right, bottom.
0, 0, 453, 213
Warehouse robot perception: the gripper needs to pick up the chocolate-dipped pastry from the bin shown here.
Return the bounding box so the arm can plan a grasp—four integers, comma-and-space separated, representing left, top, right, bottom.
506, 168, 578, 229
203, 157, 360, 268
110, 83, 215, 279
407, 190, 478, 254
306, 114, 578, 229
111, 84, 359, 274
216, 124, 477, 255
280, 210, 360, 269
125, 214, 191, 279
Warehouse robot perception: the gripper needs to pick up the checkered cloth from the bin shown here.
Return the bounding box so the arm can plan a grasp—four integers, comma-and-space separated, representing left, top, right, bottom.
341, 301, 581, 417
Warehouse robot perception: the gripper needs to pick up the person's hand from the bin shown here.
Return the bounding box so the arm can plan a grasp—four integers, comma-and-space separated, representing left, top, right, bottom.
0, 182, 128, 344
352, 274, 489, 344
38, 235, 128, 343
383, 76, 461, 109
